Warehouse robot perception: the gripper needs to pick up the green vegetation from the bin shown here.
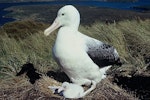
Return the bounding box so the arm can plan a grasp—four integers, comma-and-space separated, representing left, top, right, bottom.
0, 19, 149, 79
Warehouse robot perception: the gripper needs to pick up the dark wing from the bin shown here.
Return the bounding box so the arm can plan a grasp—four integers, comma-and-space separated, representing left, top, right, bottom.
83, 35, 122, 68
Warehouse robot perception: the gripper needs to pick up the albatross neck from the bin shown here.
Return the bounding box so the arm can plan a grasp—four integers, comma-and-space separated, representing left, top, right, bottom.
60, 24, 80, 33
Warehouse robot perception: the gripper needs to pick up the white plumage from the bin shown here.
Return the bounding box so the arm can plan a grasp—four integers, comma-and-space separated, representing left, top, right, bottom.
48, 81, 96, 99
44, 5, 121, 93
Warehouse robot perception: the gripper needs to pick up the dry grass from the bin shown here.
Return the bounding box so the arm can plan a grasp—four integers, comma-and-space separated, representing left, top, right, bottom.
118, 20, 150, 66
87, 77, 137, 100
0, 20, 58, 78
0, 19, 149, 99
35, 75, 61, 96
0, 75, 137, 100
0, 75, 62, 100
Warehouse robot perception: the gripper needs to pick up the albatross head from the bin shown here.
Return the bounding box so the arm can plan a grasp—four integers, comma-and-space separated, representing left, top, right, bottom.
44, 5, 80, 36
57, 82, 69, 93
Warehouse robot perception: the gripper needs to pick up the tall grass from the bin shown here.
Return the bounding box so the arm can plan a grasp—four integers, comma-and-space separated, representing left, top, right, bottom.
0, 19, 149, 79
118, 20, 150, 66
0, 20, 57, 78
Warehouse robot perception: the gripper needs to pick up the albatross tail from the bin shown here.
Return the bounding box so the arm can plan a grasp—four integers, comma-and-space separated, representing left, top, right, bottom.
100, 65, 111, 80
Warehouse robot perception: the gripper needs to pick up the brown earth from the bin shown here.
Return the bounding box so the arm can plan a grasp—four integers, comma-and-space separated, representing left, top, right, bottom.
0, 64, 150, 100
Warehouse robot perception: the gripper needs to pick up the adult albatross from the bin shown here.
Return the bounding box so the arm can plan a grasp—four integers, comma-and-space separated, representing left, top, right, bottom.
44, 5, 122, 90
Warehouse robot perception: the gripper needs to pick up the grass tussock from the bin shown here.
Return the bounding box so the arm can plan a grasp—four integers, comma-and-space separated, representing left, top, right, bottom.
0, 20, 58, 79
0, 19, 149, 99
35, 76, 61, 96
118, 20, 150, 65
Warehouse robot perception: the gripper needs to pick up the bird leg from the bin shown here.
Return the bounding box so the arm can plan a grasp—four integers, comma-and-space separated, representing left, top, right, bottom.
80, 81, 96, 98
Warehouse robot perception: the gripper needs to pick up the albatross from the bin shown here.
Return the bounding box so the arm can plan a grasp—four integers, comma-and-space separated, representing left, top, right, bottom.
48, 81, 96, 99
44, 5, 122, 92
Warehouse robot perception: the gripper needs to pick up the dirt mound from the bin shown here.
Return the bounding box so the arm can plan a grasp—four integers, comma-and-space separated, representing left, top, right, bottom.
0, 75, 137, 100
86, 77, 137, 100
1, 64, 150, 100
0, 65, 150, 100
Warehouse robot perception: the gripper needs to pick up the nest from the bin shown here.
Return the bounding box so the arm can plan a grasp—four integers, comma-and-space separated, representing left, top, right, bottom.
34, 75, 62, 96
82, 77, 137, 100
0, 74, 139, 100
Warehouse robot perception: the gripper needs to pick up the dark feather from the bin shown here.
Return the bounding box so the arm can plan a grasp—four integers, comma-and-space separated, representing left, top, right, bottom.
87, 41, 122, 67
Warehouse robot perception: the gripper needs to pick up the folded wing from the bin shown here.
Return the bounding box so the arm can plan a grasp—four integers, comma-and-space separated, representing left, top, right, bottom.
80, 33, 122, 68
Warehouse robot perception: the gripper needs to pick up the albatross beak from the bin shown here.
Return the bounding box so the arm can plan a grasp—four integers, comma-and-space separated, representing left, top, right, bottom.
44, 18, 60, 36
57, 87, 65, 93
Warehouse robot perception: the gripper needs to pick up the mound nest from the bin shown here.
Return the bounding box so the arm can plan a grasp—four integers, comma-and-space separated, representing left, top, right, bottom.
84, 77, 137, 100
34, 75, 61, 96
0, 74, 138, 100
0, 75, 62, 100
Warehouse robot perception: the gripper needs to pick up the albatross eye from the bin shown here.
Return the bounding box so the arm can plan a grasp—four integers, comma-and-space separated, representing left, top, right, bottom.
62, 13, 65, 16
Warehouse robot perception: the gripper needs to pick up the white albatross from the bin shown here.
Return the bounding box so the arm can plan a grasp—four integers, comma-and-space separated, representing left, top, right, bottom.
48, 81, 96, 99
44, 5, 122, 93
